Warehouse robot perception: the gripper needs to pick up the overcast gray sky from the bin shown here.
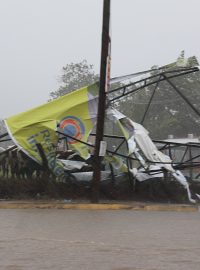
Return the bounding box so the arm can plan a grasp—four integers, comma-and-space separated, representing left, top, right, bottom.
0, 0, 200, 118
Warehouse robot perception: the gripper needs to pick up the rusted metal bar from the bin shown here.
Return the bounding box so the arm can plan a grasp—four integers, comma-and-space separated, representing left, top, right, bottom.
0, 132, 9, 139
0, 139, 11, 143
163, 74, 200, 118
0, 145, 17, 156
140, 76, 161, 124
108, 68, 199, 103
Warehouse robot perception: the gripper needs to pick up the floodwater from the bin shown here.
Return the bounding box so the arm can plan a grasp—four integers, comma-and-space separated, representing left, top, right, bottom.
0, 209, 200, 270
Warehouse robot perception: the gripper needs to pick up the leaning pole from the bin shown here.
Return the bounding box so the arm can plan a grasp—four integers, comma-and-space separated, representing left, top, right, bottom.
91, 0, 111, 203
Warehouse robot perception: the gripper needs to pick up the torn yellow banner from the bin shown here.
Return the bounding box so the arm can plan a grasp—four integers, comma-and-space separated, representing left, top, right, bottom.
5, 83, 99, 177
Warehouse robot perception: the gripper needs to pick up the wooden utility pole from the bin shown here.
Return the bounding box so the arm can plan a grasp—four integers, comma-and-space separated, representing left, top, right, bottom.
91, 0, 111, 203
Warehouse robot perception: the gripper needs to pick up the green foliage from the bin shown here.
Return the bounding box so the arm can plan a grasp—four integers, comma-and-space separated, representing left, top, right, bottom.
49, 60, 99, 99
50, 55, 200, 139
115, 70, 200, 139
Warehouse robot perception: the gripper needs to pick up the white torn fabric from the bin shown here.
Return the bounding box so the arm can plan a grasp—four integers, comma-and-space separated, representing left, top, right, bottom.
131, 165, 164, 182
132, 125, 196, 202
59, 159, 87, 171
0, 147, 5, 152
132, 148, 148, 169
73, 171, 111, 182
195, 194, 200, 200
106, 107, 196, 203
172, 170, 196, 203
107, 108, 126, 122
105, 155, 128, 173
107, 108, 173, 170
130, 121, 173, 172
127, 135, 136, 154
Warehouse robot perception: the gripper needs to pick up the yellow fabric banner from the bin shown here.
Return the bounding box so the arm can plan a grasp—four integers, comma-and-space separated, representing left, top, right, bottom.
5, 83, 99, 178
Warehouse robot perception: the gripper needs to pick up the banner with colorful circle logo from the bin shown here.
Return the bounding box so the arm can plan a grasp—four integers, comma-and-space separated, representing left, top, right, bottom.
5, 83, 99, 177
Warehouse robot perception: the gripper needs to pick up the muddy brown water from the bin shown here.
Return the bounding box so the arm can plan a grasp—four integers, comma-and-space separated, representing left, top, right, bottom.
0, 209, 199, 270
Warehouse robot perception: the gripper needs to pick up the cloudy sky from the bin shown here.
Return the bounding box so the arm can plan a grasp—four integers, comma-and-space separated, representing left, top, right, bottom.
0, 0, 200, 118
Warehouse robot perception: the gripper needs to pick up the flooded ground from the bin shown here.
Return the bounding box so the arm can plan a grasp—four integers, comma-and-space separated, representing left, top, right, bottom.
0, 209, 199, 270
